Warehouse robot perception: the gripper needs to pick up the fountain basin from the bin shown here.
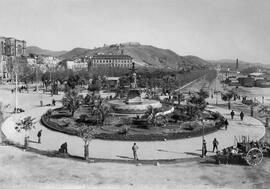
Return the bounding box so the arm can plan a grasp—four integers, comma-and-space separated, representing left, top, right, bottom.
108, 99, 162, 114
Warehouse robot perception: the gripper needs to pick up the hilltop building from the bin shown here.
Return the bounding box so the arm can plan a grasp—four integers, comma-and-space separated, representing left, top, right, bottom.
91, 54, 133, 68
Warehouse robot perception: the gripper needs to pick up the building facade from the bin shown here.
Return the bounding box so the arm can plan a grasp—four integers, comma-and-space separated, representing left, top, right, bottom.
0, 37, 26, 81
66, 60, 88, 70
91, 54, 133, 68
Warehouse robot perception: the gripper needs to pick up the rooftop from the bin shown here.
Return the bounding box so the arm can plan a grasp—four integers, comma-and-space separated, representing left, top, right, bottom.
92, 54, 132, 60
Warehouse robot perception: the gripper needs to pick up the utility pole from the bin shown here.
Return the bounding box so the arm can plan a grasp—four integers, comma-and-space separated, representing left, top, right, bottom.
201, 118, 205, 157
35, 55, 39, 93
14, 39, 18, 114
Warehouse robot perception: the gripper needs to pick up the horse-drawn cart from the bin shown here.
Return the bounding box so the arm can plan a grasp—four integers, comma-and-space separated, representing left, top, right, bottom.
216, 141, 264, 166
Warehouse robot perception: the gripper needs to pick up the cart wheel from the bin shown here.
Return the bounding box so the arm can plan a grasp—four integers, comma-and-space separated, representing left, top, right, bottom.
245, 148, 263, 166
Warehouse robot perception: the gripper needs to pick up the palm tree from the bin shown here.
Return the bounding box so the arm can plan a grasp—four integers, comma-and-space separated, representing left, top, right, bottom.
62, 89, 83, 116
78, 125, 96, 160
95, 101, 111, 125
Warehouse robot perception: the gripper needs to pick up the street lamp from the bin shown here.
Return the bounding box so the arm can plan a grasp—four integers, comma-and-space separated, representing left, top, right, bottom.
7, 40, 19, 114
201, 119, 205, 142
200, 117, 205, 157
15, 56, 18, 113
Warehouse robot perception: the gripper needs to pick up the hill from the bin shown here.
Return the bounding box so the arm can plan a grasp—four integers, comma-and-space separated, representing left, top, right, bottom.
26, 46, 67, 57
59, 43, 210, 70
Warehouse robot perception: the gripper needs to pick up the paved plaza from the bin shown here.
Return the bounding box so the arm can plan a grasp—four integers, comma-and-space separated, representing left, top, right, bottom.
0, 86, 265, 160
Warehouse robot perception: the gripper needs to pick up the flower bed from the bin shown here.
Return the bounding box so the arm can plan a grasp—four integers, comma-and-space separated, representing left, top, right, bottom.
41, 109, 224, 141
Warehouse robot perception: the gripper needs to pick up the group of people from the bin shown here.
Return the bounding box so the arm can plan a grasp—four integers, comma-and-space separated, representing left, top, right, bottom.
40, 99, 56, 107
201, 138, 220, 157
230, 110, 245, 121
11, 86, 29, 93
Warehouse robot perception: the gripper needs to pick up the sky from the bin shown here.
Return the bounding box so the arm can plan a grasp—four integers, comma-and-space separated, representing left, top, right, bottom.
0, 0, 270, 63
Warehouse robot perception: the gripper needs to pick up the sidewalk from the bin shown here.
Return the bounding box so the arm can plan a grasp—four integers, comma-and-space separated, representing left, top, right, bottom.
0, 85, 266, 160
2, 105, 265, 160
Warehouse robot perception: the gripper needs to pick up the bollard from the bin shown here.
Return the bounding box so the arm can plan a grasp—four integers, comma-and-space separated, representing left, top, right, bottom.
266, 117, 269, 127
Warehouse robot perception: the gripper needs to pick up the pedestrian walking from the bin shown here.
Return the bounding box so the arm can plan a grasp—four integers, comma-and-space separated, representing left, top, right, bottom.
230, 110, 235, 119
240, 111, 244, 121
228, 101, 231, 110
202, 139, 207, 157
224, 119, 228, 130
40, 100, 43, 107
52, 99, 56, 106
212, 138, 219, 152
37, 130, 42, 143
132, 143, 139, 160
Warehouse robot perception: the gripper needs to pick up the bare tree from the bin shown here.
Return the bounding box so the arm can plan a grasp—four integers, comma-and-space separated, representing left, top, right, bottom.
78, 125, 96, 160
15, 116, 36, 148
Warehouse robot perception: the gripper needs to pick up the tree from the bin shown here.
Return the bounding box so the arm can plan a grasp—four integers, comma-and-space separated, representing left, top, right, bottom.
188, 93, 207, 111
62, 89, 83, 116
198, 89, 209, 99
15, 116, 36, 148
67, 74, 80, 89
78, 125, 96, 160
89, 75, 102, 92
41, 72, 51, 91
94, 101, 111, 125
221, 90, 236, 110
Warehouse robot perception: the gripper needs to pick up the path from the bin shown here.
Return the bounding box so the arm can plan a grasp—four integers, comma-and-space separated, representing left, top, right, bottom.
2, 105, 265, 160
0, 84, 265, 160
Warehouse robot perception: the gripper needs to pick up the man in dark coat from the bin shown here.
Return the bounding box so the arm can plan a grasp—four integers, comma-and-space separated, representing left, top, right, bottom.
132, 143, 139, 160
202, 139, 207, 157
230, 110, 235, 119
240, 111, 244, 121
224, 119, 228, 130
212, 138, 219, 152
37, 130, 42, 143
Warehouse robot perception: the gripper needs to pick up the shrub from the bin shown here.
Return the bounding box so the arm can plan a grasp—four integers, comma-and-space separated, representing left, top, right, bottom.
118, 127, 129, 135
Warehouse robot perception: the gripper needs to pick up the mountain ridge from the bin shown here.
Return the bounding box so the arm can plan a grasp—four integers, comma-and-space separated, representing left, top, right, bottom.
58, 43, 210, 70
26, 46, 67, 57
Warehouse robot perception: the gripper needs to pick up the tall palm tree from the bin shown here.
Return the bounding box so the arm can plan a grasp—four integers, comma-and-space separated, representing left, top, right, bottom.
62, 89, 83, 116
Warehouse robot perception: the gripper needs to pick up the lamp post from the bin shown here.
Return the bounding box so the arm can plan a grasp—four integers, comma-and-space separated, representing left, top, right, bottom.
216, 91, 218, 105
35, 65, 38, 93
201, 119, 205, 142
13, 39, 19, 114
15, 57, 18, 113
200, 118, 205, 157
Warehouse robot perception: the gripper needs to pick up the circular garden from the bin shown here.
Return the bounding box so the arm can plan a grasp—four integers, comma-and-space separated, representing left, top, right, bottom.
41, 89, 227, 141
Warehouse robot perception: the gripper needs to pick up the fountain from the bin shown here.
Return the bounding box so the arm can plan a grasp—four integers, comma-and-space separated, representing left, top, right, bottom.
108, 63, 162, 115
